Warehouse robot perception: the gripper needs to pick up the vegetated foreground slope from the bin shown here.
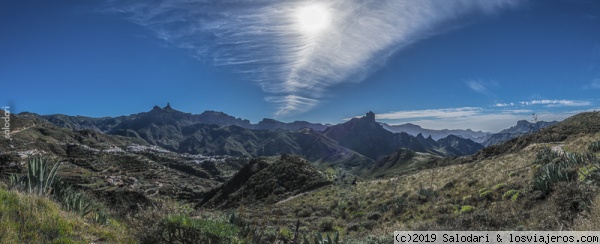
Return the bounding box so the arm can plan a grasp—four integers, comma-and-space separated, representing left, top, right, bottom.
2, 110, 600, 242
0, 111, 249, 212
225, 112, 600, 241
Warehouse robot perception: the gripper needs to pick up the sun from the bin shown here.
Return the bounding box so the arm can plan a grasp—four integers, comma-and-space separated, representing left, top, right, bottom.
295, 4, 331, 34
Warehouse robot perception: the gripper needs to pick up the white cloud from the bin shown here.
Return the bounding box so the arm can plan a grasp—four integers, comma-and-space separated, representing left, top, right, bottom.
494, 102, 514, 107
375, 107, 482, 120
519, 99, 591, 107
373, 106, 577, 132
465, 80, 498, 95
107, 0, 521, 116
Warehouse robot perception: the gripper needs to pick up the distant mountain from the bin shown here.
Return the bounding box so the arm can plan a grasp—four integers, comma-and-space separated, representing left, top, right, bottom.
437, 134, 484, 156
46, 105, 371, 173
255, 118, 329, 131
40, 107, 483, 170
324, 112, 483, 160
43, 104, 328, 133
381, 122, 491, 141
470, 112, 600, 161
480, 120, 558, 147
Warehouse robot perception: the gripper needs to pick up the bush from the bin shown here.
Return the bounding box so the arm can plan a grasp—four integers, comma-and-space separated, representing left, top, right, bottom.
589, 141, 600, 153
479, 190, 492, 199
460, 205, 474, 214
492, 183, 506, 191
319, 217, 335, 231
533, 162, 574, 194
511, 192, 521, 202
367, 211, 382, 221
158, 214, 239, 243
502, 190, 519, 200
297, 207, 313, 217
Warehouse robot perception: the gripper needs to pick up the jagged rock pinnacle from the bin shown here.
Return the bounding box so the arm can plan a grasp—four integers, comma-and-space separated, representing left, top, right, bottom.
366, 111, 375, 121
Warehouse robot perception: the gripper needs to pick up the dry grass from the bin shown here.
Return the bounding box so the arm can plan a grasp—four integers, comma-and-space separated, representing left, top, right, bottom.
241, 133, 600, 240
0, 187, 135, 243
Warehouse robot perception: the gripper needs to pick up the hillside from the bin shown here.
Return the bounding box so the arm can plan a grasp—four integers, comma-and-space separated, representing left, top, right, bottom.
2, 110, 600, 242
199, 155, 332, 208
480, 120, 559, 147
233, 111, 600, 240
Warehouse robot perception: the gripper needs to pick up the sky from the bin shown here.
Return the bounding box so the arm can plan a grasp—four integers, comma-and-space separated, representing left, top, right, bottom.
1, 0, 599, 132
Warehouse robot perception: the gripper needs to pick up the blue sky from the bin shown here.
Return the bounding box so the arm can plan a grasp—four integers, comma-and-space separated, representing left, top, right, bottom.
1, 0, 599, 132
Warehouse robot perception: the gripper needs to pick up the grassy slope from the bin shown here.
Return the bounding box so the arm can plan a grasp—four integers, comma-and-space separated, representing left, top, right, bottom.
228, 131, 600, 241
0, 185, 135, 243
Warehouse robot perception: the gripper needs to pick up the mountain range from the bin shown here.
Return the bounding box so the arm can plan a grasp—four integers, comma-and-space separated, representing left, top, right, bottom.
381, 119, 557, 146
2, 106, 599, 241
39, 106, 487, 161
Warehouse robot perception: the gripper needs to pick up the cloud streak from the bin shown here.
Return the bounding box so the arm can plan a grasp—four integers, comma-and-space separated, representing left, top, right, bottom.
465, 79, 497, 95
519, 99, 591, 107
371, 106, 588, 132
107, 0, 521, 116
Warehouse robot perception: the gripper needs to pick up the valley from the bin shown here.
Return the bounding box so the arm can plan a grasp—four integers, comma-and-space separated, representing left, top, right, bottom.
1, 106, 599, 243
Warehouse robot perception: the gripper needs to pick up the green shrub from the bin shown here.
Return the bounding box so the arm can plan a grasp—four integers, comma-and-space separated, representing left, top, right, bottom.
460, 205, 474, 213
511, 192, 521, 202
319, 217, 335, 231
589, 141, 600, 153
492, 183, 506, 191
578, 164, 600, 183
502, 190, 519, 200
479, 190, 492, 199
158, 214, 239, 243
462, 195, 473, 202
297, 207, 313, 217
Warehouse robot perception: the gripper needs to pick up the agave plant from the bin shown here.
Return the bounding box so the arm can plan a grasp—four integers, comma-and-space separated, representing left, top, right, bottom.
302, 232, 340, 244
9, 158, 62, 196
62, 191, 94, 217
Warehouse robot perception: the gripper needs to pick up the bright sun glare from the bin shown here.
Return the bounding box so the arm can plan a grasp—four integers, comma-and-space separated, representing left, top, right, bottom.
296, 4, 330, 34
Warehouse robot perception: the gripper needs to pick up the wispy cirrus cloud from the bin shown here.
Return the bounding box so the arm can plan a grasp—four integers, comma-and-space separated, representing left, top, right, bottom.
519, 99, 591, 107
465, 79, 497, 95
106, 0, 521, 117
494, 99, 591, 107
365, 106, 585, 132
375, 107, 483, 120
494, 102, 515, 107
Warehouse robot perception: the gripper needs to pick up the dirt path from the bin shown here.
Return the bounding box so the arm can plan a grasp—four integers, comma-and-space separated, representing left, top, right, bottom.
9, 126, 33, 135
275, 188, 320, 205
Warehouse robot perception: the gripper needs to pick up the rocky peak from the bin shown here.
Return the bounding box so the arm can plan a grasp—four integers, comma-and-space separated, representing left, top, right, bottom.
365, 111, 375, 121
